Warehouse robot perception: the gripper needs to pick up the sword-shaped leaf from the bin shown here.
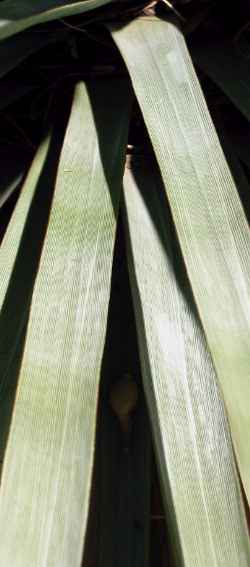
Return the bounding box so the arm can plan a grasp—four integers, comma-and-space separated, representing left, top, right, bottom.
0, 78, 131, 566
0, 128, 65, 464
111, 17, 250, 506
123, 156, 250, 566
0, 0, 113, 41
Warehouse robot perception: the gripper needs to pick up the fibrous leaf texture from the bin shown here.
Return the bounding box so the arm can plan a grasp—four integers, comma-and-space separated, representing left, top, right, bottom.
123, 156, 250, 566
0, 79, 131, 567
112, 16, 250, 509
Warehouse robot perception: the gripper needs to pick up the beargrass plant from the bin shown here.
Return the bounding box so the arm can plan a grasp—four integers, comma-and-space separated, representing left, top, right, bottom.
0, 0, 249, 565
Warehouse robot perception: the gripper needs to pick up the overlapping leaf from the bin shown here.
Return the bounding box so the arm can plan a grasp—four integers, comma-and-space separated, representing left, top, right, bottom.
0, 78, 131, 566
123, 156, 250, 566
0, 134, 54, 461
112, 17, 250, 506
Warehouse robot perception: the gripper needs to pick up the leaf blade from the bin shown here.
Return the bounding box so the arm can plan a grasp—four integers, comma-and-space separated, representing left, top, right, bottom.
0, 78, 131, 566
123, 156, 250, 566
0, 0, 113, 41
112, 16, 250, 507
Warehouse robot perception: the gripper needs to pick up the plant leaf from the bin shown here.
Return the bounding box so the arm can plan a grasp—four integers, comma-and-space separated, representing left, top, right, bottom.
0, 135, 50, 302
0, 78, 131, 566
123, 156, 250, 566
111, 17, 250, 506
211, 111, 250, 222
0, 126, 66, 464
0, 0, 113, 41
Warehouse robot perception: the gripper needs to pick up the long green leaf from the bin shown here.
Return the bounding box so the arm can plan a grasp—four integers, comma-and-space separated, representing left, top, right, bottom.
0, 127, 66, 465
111, 17, 250, 506
123, 156, 250, 566
0, 0, 112, 41
0, 136, 50, 301
212, 113, 250, 222
0, 78, 131, 566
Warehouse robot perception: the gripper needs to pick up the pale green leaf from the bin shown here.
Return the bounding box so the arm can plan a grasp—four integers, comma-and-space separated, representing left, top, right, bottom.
0, 129, 65, 463
112, 17, 250, 506
0, 78, 131, 566
213, 115, 250, 222
123, 156, 250, 566
0, 0, 113, 41
0, 136, 50, 299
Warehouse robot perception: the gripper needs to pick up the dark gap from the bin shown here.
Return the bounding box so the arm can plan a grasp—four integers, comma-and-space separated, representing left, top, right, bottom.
82, 213, 175, 566
86, 75, 132, 217
0, 185, 22, 244
150, 454, 174, 567
82, 213, 150, 565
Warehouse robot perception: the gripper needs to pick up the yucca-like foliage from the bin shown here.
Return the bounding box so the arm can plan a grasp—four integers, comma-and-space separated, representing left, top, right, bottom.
0, 1, 249, 565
